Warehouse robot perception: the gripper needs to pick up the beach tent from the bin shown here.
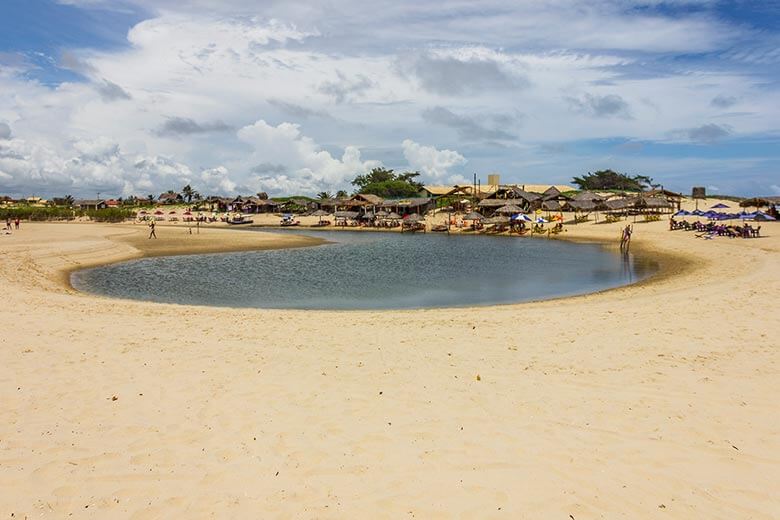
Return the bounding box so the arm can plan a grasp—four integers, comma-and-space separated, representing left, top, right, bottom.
673, 209, 691, 216
691, 209, 705, 216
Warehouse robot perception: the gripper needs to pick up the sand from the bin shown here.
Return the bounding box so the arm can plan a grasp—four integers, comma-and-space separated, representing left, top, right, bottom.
1, 209, 779, 518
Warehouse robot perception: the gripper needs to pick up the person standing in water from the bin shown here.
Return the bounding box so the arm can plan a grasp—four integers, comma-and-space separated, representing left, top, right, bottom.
148, 220, 157, 239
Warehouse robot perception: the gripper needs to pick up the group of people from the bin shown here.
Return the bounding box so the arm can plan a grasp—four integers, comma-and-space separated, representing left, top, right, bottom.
4, 218, 20, 232
670, 218, 760, 238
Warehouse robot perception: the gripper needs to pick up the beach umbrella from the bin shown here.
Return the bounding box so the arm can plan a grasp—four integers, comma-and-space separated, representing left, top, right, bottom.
154, 210, 164, 215
754, 211, 776, 221
673, 209, 690, 216
739, 212, 757, 220
169, 210, 177, 214
710, 203, 730, 209
463, 211, 484, 221
405, 213, 424, 222
310, 209, 329, 223
535, 216, 548, 224
139, 210, 148, 215
387, 211, 401, 220
512, 214, 533, 222
691, 209, 705, 216
376, 210, 389, 217
739, 197, 770, 209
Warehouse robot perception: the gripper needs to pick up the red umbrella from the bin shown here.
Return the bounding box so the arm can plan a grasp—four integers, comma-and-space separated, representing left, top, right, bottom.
169, 210, 177, 214
139, 210, 148, 215
154, 210, 164, 215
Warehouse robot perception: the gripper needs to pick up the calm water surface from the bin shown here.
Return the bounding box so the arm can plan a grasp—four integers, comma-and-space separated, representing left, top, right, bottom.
71, 230, 657, 309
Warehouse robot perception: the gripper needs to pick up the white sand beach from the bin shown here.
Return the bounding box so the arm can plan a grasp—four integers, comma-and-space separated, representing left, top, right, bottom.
1, 217, 779, 518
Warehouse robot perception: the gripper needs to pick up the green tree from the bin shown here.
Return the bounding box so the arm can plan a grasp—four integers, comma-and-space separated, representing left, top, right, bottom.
182, 184, 194, 203
572, 169, 654, 191
147, 194, 155, 204
64, 195, 74, 206
317, 191, 333, 200
335, 189, 348, 198
351, 168, 424, 198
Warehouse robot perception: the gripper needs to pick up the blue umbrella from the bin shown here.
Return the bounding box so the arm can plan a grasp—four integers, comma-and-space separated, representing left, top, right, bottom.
754, 211, 776, 221
710, 203, 730, 209
740, 212, 757, 220
673, 209, 690, 216
691, 209, 705, 216
512, 214, 533, 222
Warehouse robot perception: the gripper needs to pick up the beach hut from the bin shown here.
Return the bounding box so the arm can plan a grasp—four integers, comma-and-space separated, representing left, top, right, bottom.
309, 209, 330, 226
495, 204, 524, 215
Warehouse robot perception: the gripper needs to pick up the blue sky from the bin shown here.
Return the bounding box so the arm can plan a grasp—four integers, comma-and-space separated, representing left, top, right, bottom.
1, 0, 779, 197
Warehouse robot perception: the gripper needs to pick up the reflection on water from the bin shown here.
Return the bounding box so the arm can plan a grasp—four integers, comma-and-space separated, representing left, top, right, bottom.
71, 230, 658, 310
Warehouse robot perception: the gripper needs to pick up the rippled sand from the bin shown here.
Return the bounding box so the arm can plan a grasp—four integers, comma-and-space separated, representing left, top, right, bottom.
1, 216, 778, 518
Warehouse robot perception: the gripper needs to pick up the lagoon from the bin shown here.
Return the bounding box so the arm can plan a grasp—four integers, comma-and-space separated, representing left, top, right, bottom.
71, 230, 657, 310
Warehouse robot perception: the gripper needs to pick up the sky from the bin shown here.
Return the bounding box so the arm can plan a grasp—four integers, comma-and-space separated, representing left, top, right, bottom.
1, 0, 779, 198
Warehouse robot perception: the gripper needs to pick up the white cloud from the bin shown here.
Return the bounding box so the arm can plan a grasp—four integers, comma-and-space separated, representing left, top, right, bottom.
237, 119, 381, 194
402, 139, 466, 183
2, 3, 780, 196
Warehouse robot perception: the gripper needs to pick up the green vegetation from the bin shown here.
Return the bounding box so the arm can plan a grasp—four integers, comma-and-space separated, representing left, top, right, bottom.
0, 206, 135, 222
572, 169, 656, 191
351, 167, 423, 198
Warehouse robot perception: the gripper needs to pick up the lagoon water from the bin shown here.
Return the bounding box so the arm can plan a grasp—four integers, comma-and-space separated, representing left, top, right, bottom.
71, 230, 657, 310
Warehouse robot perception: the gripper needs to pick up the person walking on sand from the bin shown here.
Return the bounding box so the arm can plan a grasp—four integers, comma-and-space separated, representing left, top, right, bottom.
14, 218, 19, 230
148, 220, 157, 239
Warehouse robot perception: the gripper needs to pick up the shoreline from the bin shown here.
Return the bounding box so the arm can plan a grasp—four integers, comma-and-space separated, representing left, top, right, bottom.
65, 223, 689, 312
2, 220, 779, 518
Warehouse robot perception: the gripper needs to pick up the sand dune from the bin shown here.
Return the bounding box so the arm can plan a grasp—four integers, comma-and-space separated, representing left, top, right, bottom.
1, 216, 778, 518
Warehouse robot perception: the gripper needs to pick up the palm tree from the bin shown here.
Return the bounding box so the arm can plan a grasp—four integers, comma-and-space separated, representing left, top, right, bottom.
182, 184, 194, 203
147, 194, 154, 204
317, 191, 333, 199
64, 194, 74, 206
256, 192, 269, 200
336, 190, 348, 198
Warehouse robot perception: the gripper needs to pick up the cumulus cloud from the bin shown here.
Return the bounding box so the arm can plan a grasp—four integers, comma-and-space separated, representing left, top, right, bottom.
400, 50, 526, 96
687, 123, 731, 143
154, 117, 232, 137
566, 93, 631, 118
402, 139, 466, 182
200, 165, 236, 194
237, 119, 381, 194
422, 106, 515, 141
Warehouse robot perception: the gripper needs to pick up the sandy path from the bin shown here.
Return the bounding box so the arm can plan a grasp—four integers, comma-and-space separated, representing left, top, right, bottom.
1, 219, 778, 519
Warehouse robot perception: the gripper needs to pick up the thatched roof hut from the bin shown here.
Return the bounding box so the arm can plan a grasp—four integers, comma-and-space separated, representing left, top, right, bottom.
541, 200, 561, 211
495, 204, 524, 214
463, 211, 484, 220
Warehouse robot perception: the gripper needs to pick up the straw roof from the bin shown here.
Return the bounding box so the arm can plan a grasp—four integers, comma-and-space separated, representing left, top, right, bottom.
310, 209, 330, 216
484, 216, 510, 224
405, 213, 424, 222
740, 197, 771, 207
386, 211, 401, 219
635, 196, 672, 208
495, 204, 524, 214
605, 198, 631, 210
333, 210, 359, 218
463, 211, 484, 220
565, 200, 596, 211
478, 199, 510, 207
541, 200, 561, 211
572, 191, 605, 202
